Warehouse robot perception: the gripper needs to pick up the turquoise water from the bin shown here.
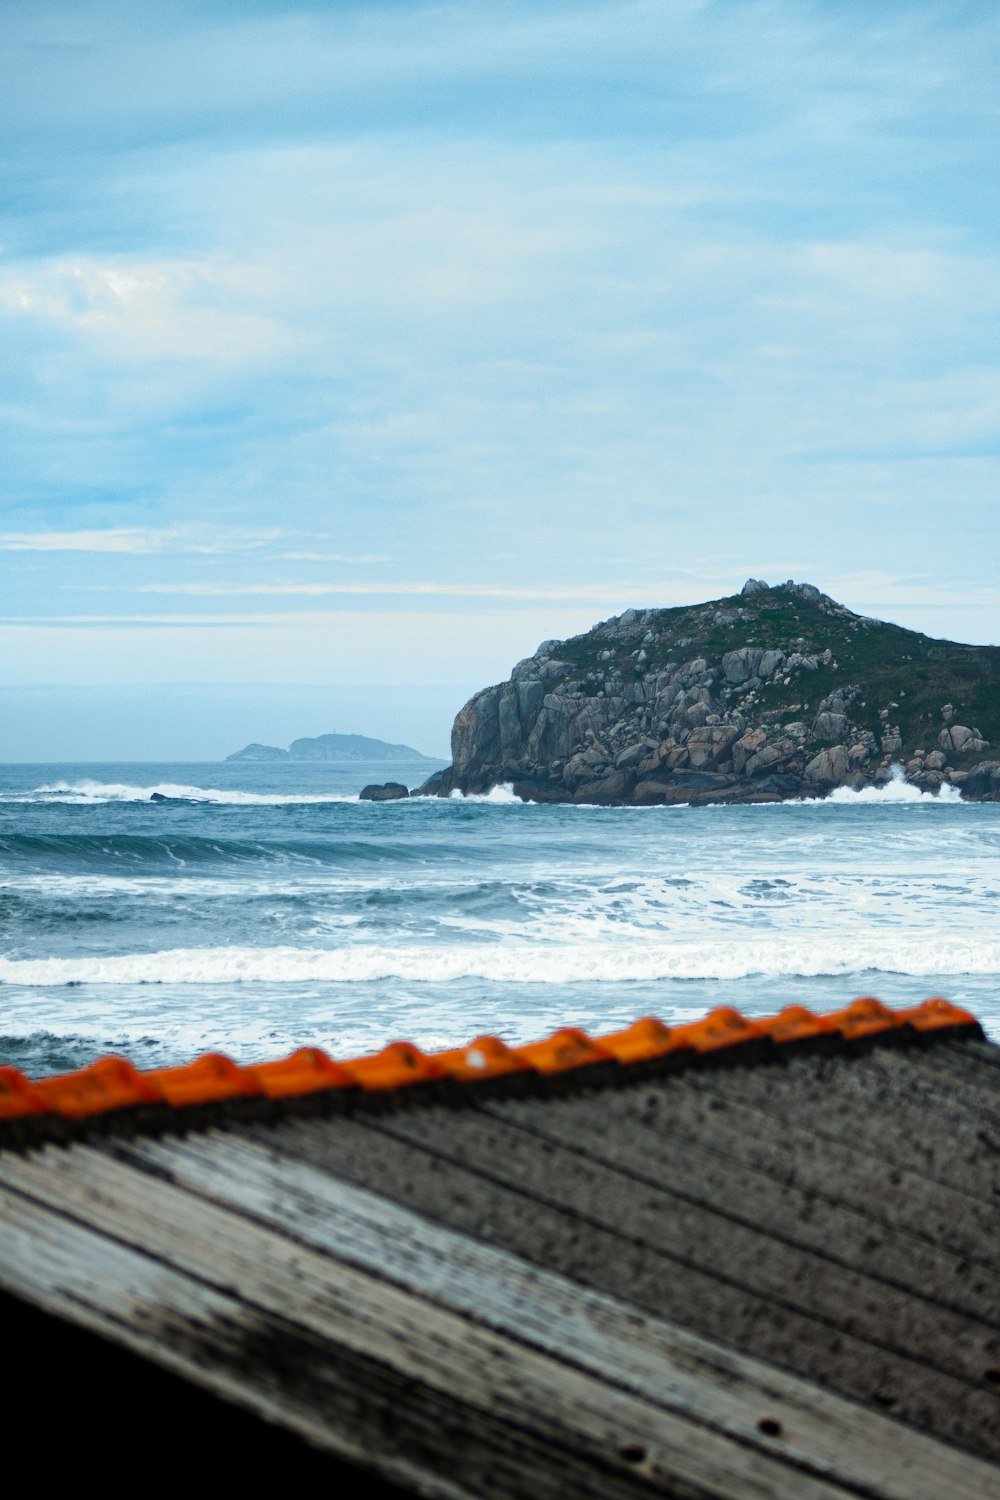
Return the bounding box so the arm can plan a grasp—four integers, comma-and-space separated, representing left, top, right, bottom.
1, 760, 998, 1075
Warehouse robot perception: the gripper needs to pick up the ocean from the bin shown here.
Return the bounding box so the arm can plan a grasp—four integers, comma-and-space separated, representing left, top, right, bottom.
1, 759, 998, 1078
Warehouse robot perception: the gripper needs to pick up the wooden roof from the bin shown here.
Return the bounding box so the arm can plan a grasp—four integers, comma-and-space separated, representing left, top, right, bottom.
2, 1001, 999, 1498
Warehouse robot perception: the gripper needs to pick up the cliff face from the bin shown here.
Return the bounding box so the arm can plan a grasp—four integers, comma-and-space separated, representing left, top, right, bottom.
422, 580, 1000, 804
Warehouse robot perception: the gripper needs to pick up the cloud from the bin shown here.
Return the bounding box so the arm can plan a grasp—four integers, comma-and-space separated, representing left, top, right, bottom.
280, 552, 393, 564
22, 572, 1000, 621
0, 528, 167, 553
0, 527, 285, 553
117, 580, 692, 603
1, 0, 999, 672
0, 255, 298, 367
0, 607, 614, 687
819, 571, 1000, 613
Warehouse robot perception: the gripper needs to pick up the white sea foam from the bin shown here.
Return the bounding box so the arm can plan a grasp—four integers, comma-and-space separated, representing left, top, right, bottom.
823, 764, 965, 805
448, 783, 521, 803
3, 932, 999, 988
3, 779, 358, 805
436, 766, 967, 809
4, 765, 999, 1074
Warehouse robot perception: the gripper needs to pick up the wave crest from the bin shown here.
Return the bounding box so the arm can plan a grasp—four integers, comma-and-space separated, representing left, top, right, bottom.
1, 779, 358, 806
448, 783, 521, 804
825, 765, 963, 805
3, 933, 998, 987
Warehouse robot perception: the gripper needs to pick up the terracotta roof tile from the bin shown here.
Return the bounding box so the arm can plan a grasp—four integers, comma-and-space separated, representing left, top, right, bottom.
0, 997, 980, 1130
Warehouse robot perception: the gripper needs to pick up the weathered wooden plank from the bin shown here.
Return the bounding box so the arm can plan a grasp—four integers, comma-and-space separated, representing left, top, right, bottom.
0, 1157, 861, 1500
372, 1101, 1000, 1384
500, 1070, 1000, 1273
84, 1128, 1000, 1500
816, 1046, 1000, 1146
686, 1053, 1000, 1201
0, 1187, 470, 1500
241, 1113, 1000, 1460
939, 1037, 1000, 1077
477, 1088, 1000, 1322
861, 1047, 1000, 1132
862, 1037, 1000, 1093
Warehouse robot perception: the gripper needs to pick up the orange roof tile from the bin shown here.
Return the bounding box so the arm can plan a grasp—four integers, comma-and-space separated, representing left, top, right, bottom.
0, 997, 981, 1127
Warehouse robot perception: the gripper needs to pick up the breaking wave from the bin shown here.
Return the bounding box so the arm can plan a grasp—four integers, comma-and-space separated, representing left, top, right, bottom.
0, 779, 359, 805
0, 833, 425, 871
3, 769, 967, 810
824, 765, 964, 805
448, 783, 521, 803
3, 933, 999, 988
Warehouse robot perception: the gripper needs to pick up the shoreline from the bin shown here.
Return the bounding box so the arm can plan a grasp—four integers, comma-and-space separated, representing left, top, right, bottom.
383, 757, 1000, 806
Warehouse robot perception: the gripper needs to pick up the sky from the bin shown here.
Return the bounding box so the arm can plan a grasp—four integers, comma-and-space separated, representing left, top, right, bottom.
1, 0, 999, 759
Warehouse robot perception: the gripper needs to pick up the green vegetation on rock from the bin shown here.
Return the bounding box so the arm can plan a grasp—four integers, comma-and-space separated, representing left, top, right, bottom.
423, 580, 1000, 804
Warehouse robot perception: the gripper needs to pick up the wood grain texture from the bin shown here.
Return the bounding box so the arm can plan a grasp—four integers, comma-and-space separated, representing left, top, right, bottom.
2, 1138, 998, 1500
373, 1100, 999, 1381
482, 1081, 1000, 1306
0, 1152, 851, 1500
683, 1049, 1000, 1201
240, 1105, 1000, 1460
493, 1064, 1000, 1271
2, 1036, 1000, 1498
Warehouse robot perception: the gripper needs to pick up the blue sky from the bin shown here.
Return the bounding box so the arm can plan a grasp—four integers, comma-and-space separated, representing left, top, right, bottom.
2, 0, 999, 757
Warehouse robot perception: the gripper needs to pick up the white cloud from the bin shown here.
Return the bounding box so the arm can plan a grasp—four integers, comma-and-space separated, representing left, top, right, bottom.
2, 0, 999, 657
0, 256, 299, 367
27, 573, 1000, 620
280, 552, 393, 564
803, 243, 955, 302
0, 528, 166, 553
0, 527, 285, 554
119, 580, 695, 603
819, 571, 1000, 614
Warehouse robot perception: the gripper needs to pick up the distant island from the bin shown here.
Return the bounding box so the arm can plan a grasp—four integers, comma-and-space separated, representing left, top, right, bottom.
226, 733, 437, 763
410, 578, 1000, 804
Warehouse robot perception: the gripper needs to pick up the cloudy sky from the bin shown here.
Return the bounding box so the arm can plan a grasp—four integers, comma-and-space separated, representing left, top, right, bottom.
2, 0, 998, 757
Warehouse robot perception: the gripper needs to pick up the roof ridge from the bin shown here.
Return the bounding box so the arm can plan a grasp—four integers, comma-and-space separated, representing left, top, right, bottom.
0, 999, 981, 1132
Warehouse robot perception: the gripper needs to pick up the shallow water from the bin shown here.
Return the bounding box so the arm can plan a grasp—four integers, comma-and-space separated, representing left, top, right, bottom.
1, 760, 997, 1075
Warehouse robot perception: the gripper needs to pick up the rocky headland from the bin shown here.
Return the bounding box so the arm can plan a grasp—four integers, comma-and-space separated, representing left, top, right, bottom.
416, 579, 1000, 805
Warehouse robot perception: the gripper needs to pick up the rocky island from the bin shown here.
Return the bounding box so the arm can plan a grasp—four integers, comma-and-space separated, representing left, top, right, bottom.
227, 732, 435, 763
416, 579, 1000, 805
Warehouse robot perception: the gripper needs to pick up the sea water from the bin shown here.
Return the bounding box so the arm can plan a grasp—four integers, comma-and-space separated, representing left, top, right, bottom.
1, 759, 998, 1076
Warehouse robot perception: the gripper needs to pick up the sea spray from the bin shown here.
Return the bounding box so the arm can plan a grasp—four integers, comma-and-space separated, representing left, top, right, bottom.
2, 759, 998, 1074
2, 932, 1000, 987
825, 764, 964, 805
2, 779, 360, 805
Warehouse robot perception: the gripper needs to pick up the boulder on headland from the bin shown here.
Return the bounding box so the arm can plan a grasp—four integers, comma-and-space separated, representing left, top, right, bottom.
961, 761, 1000, 801
804, 745, 851, 787
419, 579, 1000, 805
413, 768, 453, 797
938, 724, 990, 756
